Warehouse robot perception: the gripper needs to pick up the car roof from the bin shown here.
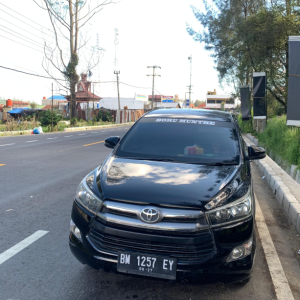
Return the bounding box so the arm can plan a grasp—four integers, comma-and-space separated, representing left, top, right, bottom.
145, 109, 233, 122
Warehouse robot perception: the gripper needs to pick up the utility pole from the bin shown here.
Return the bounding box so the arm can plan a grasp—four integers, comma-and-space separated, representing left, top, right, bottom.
188, 56, 193, 107
114, 70, 121, 110
51, 82, 53, 132
147, 66, 161, 110
93, 83, 95, 126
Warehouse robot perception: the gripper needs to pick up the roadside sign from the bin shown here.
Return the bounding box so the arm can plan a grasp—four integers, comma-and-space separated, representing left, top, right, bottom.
162, 96, 174, 103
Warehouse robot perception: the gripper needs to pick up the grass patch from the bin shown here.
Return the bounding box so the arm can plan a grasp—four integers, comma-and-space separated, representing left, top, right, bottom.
237, 115, 258, 137
238, 114, 300, 169
259, 115, 300, 167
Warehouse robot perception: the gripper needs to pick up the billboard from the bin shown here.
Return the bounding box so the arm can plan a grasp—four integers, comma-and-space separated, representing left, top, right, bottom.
287, 36, 300, 126
240, 85, 251, 121
162, 96, 174, 103
253, 72, 267, 119
135, 94, 147, 101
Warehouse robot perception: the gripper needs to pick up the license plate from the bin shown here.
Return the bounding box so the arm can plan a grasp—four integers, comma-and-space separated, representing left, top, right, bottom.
117, 252, 177, 280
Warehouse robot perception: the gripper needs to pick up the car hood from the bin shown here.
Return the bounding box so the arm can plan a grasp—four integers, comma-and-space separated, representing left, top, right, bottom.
97, 157, 239, 209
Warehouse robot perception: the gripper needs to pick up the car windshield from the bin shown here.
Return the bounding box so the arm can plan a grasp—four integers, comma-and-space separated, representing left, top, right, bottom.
115, 117, 240, 165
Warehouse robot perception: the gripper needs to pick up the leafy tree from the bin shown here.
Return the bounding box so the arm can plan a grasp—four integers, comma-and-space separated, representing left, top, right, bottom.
40, 109, 62, 127
187, 0, 300, 112
193, 100, 205, 107
30, 102, 37, 109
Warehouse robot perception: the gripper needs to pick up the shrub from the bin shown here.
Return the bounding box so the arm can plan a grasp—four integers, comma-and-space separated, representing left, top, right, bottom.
259, 115, 300, 167
40, 109, 62, 127
237, 115, 256, 135
71, 117, 77, 126
97, 110, 103, 122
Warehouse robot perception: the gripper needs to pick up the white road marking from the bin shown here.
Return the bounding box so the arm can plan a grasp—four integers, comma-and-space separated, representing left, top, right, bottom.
0, 143, 15, 147
64, 135, 73, 137
255, 196, 294, 300
0, 230, 48, 265
78, 133, 86, 135
26, 140, 38, 143
47, 137, 57, 140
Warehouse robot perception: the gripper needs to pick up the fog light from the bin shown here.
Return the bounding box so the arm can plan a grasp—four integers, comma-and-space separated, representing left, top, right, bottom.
231, 246, 244, 260
70, 220, 82, 242
227, 237, 253, 262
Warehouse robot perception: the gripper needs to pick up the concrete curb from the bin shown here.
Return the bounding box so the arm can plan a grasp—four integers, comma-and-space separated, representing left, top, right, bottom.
243, 135, 300, 234
63, 122, 134, 132
0, 130, 33, 137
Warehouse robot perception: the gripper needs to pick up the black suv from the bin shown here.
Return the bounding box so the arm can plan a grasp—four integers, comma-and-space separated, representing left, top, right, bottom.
69, 109, 265, 283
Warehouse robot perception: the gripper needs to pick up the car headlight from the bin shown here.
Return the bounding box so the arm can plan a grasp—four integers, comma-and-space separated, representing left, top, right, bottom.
205, 177, 240, 210
206, 187, 252, 227
75, 175, 102, 213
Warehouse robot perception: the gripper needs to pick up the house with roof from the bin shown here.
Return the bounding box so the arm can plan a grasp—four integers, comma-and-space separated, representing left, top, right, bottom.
65, 74, 101, 109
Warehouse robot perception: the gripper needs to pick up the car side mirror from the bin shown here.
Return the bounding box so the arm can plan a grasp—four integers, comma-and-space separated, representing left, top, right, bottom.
105, 136, 120, 149
246, 145, 266, 160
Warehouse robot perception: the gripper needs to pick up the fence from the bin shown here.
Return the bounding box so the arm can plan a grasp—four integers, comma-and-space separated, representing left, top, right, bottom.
73, 108, 145, 123
115, 109, 145, 123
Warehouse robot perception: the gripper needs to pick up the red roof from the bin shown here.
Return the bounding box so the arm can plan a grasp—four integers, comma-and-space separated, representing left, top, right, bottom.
42, 105, 58, 110
12, 101, 29, 105
197, 103, 206, 109
65, 91, 101, 101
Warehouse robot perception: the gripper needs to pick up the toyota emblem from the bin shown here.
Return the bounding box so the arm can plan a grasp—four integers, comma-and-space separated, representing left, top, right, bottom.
140, 208, 160, 223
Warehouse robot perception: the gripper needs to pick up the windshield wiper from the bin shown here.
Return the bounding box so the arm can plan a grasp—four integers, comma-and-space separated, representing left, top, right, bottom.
126, 157, 175, 162
205, 162, 239, 166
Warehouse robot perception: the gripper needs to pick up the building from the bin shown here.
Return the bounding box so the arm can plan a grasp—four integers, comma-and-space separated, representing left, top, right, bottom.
99, 97, 145, 110
0, 100, 30, 121
65, 74, 102, 106
8, 100, 30, 108
207, 89, 217, 95
148, 95, 162, 102
205, 90, 236, 110
42, 95, 67, 106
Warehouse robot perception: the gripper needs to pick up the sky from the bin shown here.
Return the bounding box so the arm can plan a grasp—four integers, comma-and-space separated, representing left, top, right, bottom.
0, 0, 228, 104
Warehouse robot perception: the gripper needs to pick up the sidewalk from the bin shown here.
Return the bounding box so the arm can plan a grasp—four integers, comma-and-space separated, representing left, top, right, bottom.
243, 135, 300, 234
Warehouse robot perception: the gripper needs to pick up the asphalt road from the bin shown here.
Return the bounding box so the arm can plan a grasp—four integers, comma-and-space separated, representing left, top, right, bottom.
0, 125, 299, 300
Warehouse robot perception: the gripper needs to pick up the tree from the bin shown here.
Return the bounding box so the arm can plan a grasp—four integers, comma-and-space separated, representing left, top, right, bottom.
40, 109, 62, 127
187, 0, 300, 112
193, 100, 205, 107
34, 0, 114, 122
30, 102, 38, 109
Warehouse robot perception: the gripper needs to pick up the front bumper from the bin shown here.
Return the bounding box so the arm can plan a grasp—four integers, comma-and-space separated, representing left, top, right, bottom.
69, 232, 254, 284
69, 199, 256, 284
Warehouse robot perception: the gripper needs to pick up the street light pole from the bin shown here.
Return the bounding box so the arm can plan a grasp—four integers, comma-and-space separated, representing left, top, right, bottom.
51, 82, 53, 132
188, 55, 192, 105
114, 70, 121, 110
147, 66, 161, 110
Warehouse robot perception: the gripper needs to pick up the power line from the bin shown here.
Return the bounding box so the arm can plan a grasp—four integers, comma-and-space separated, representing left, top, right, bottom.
0, 24, 70, 59
119, 82, 150, 89
0, 60, 48, 77
0, 34, 45, 54
0, 65, 65, 81
0, 5, 97, 57
0, 65, 167, 94
0, 17, 68, 50
0, 4, 68, 45
0, 26, 48, 50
